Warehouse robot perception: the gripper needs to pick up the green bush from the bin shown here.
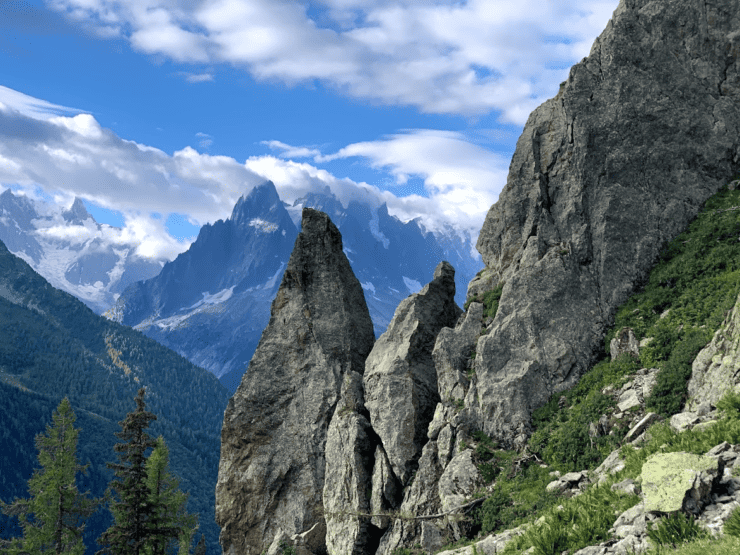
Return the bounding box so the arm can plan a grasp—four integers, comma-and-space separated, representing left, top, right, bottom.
724, 506, 740, 538
464, 283, 504, 319
646, 328, 712, 417
647, 512, 708, 551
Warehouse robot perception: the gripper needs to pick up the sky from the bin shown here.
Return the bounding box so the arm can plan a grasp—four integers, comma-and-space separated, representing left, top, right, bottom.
0, 0, 619, 262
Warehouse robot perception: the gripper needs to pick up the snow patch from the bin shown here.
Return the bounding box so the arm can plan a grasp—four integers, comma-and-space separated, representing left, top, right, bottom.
248, 218, 278, 233
403, 276, 422, 294
369, 209, 390, 249
187, 285, 236, 310
361, 281, 376, 294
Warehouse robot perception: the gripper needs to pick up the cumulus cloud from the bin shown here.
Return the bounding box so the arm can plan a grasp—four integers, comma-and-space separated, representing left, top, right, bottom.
0, 85, 501, 260
45, 0, 619, 123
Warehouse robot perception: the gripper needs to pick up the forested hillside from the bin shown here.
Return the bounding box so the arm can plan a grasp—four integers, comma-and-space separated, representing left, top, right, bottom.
0, 238, 229, 554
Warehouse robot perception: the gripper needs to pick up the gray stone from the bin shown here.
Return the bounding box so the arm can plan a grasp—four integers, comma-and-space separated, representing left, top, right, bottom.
573, 547, 608, 555
611, 478, 639, 496
617, 389, 641, 412
641, 452, 721, 514
438, 450, 480, 513
323, 372, 376, 555
470, 0, 740, 444
624, 412, 659, 443
375, 442, 444, 555
688, 292, 740, 410
370, 445, 400, 530
670, 411, 700, 432
265, 521, 326, 555
364, 261, 462, 485
437, 424, 456, 467
610, 328, 640, 361
435, 524, 528, 555
594, 450, 626, 483
216, 208, 375, 555
420, 521, 445, 554
434, 302, 483, 402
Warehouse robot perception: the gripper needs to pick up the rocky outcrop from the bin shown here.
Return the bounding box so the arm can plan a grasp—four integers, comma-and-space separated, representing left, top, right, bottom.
364, 261, 462, 485
471, 0, 740, 444
323, 371, 379, 555
688, 290, 740, 409
641, 452, 721, 514
216, 208, 375, 555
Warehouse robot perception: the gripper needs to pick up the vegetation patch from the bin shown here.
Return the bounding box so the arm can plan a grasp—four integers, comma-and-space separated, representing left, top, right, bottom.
464, 283, 504, 320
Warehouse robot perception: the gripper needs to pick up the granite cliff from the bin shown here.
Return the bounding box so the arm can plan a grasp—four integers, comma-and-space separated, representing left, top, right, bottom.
217, 0, 740, 553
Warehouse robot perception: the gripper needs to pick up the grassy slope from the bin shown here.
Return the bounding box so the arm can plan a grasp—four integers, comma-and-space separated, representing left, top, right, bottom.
438, 176, 740, 554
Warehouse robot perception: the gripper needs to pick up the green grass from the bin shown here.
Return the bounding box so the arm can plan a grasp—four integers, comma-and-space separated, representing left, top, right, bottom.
643, 535, 740, 555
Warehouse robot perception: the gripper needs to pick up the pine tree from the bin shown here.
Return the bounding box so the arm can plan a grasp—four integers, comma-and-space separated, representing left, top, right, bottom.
144, 436, 197, 555
97, 388, 157, 555
0, 397, 100, 554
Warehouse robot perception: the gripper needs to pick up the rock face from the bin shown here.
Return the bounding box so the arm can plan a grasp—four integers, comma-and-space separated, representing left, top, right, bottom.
688, 291, 740, 409
216, 208, 375, 555
472, 0, 740, 443
364, 261, 462, 485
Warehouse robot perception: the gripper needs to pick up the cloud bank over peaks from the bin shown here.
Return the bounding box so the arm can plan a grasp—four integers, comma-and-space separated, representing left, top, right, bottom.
45, 0, 618, 123
0, 85, 495, 260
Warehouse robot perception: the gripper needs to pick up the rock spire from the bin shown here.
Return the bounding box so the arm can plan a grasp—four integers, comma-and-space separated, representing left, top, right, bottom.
216, 208, 375, 555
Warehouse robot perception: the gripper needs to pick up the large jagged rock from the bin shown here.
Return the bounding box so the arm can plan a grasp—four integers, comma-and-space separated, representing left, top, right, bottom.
216, 208, 375, 555
323, 371, 378, 555
687, 291, 740, 409
472, 0, 740, 444
434, 302, 483, 402
364, 261, 462, 485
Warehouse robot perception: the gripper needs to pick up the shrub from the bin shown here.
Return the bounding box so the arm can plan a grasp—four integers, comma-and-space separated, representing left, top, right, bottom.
646, 512, 707, 551
724, 506, 740, 538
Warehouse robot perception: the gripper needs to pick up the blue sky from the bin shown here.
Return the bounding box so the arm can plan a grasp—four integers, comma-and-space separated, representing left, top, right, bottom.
0, 0, 618, 261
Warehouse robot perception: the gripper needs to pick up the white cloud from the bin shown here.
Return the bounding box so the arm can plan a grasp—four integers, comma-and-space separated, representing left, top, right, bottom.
196, 132, 214, 149
262, 140, 322, 159
45, 0, 619, 123
0, 85, 501, 259
182, 72, 214, 83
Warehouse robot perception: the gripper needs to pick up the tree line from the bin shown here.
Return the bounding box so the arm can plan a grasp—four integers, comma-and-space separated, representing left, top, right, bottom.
0, 389, 207, 555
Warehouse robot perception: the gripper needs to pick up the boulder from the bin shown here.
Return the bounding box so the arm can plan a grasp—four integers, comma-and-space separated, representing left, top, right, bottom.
640, 452, 721, 514
364, 261, 462, 485
688, 290, 740, 410
670, 412, 701, 433
610, 328, 640, 361
216, 208, 375, 555
623, 412, 659, 443
469, 0, 740, 444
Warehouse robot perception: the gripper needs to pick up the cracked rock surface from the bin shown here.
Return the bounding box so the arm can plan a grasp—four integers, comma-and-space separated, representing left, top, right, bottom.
472, 0, 740, 444
216, 208, 375, 555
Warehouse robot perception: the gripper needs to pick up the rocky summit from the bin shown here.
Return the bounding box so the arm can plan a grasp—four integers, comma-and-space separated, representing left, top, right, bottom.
216, 208, 375, 555
469, 0, 740, 444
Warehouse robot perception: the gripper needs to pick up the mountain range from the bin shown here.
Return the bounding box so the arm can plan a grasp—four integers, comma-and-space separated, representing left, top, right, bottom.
0, 189, 164, 314
103, 181, 481, 392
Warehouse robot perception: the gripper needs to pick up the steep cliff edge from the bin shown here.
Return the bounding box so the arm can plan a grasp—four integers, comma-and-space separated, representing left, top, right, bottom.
470, 0, 740, 444
215, 208, 375, 555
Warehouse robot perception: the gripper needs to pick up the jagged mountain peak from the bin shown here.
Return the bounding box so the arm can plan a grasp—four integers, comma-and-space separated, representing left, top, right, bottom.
230, 180, 284, 229
62, 197, 93, 225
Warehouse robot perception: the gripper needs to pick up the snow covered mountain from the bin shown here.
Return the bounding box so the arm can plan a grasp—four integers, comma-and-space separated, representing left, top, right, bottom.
0, 189, 164, 313
107, 181, 482, 393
